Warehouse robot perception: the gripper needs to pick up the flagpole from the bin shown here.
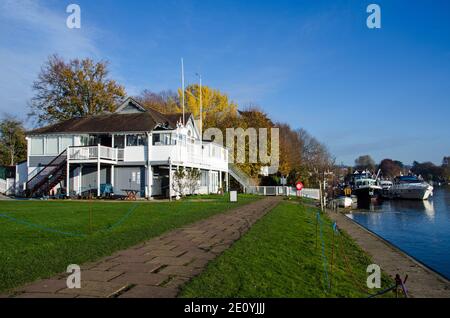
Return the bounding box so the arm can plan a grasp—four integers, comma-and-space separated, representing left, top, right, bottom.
197, 73, 202, 143
181, 58, 185, 126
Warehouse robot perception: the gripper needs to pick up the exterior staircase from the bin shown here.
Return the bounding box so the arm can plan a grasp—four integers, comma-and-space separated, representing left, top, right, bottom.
25, 150, 69, 198
228, 163, 258, 191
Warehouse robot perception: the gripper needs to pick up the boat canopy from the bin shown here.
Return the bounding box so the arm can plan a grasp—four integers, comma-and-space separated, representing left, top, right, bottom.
396, 175, 421, 183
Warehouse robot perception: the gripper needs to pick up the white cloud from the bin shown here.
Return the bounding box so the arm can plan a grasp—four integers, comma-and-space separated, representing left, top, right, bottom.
0, 0, 101, 123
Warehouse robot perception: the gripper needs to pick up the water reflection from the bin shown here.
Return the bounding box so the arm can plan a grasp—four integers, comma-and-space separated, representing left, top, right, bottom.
348, 187, 449, 279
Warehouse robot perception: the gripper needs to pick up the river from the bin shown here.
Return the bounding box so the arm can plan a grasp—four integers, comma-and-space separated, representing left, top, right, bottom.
347, 186, 450, 280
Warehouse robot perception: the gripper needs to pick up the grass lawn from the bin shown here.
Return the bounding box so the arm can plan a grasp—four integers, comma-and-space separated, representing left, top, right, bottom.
180, 200, 394, 298
0, 194, 258, 293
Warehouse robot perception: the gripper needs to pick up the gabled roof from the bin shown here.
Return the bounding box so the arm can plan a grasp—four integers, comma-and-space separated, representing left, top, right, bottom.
27, 97, 193, 135
115, 97, 147, 113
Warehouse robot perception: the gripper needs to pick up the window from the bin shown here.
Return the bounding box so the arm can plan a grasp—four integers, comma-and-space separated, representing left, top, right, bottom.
46, 137, 59, 154
152, 134, 161, 145
60, 136, 73, 151
80, 135, 89, 146
126, 134, 146, 146
136, 171, 141, 182
152, 133, 177, 145
200, 170, 208, 186
114, 135, 125, 148
30, 137, 44, 155
171, 133, 177, 145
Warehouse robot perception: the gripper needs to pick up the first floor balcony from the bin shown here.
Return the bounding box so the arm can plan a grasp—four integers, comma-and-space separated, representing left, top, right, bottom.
67, 145, 122, 164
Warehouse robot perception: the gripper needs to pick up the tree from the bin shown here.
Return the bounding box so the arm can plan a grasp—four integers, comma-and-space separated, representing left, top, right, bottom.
0, 116, 27, 166
276, 122, 302, 178
411, 161, 445, 182
442, 157, 450, 182
186, 168, 201, 195
135, 90, 180, 114
297, 128, 334, 187
354, 155, 376, 172
171, 167, 186, 197
29, 55, 126, 125
182, 84, 238, 130
231, 106, 274, 178
379, 159, 402, 178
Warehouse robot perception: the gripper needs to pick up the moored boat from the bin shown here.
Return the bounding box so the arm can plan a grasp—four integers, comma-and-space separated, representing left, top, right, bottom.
380, 180, 393, 198
351, 170, 382, 202
389, 175, 433, 200
336, 196, 353, 208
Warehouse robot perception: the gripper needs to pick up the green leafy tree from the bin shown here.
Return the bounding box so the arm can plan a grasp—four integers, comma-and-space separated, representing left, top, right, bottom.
354, 155, 376, 172
29, 55, 126, 125
0, 116, 27, 166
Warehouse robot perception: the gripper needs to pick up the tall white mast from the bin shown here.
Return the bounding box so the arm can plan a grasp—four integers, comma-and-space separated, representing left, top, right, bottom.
181, 58, 185, 126
197, 73, 202, 143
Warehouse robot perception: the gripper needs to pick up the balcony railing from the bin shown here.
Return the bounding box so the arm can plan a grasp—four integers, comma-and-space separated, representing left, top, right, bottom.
68, 145, 120, 162
151, 142, 228, 170
66, 142, 228, 170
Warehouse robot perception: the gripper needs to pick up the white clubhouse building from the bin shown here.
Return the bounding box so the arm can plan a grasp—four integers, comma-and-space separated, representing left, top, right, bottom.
22, 97, 229, 199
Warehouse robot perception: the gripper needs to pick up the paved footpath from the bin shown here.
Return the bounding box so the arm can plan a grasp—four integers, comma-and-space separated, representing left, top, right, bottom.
8, 196, 281, 298
327, 210, 450, 298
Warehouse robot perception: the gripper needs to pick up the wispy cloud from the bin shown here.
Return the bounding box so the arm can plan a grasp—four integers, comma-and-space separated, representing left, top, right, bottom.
0, 0, 101, 123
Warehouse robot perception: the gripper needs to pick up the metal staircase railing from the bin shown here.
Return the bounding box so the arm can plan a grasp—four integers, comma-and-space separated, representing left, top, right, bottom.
26, 150, 68, 197
228, 163, 258, 190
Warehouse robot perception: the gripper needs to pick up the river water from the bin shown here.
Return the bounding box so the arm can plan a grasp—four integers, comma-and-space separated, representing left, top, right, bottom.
347, 186, 450, 279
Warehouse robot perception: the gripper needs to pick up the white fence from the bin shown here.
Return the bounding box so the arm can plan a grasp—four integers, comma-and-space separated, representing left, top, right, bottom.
0, 178, 15, 195
245, 186, 320, 200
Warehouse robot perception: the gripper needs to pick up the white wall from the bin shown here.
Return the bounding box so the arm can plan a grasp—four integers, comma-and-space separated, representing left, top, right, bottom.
15, 161, 28, 194
124, 146, 147, 162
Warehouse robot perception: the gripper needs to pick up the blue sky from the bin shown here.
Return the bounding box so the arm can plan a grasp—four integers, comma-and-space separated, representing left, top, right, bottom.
0, 0, 449, 165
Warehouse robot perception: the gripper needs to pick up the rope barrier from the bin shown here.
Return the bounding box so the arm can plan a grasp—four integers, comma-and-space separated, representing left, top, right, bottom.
100, 202, 140, 232
317, 212, 330, 291
329, 222, 338, 291
303, 205, 409, 298
0, 213, 86, 237
0, 202, 140, 237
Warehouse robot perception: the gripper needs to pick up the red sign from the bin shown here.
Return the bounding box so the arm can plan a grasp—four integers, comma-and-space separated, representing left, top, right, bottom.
296, 181, 304, 191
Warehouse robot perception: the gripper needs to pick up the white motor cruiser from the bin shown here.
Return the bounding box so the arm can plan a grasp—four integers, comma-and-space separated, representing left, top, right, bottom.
389, 175, 433, 200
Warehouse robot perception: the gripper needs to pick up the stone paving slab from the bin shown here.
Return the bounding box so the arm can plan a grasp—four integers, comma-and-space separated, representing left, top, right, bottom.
8, 196, 281, 298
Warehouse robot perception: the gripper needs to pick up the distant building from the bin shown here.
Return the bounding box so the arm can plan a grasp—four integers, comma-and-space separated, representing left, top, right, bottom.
443, 157, 450, 167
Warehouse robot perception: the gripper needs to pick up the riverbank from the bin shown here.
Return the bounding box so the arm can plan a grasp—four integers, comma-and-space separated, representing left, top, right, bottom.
181, 200, 394, 297
326, 209, 450, 297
